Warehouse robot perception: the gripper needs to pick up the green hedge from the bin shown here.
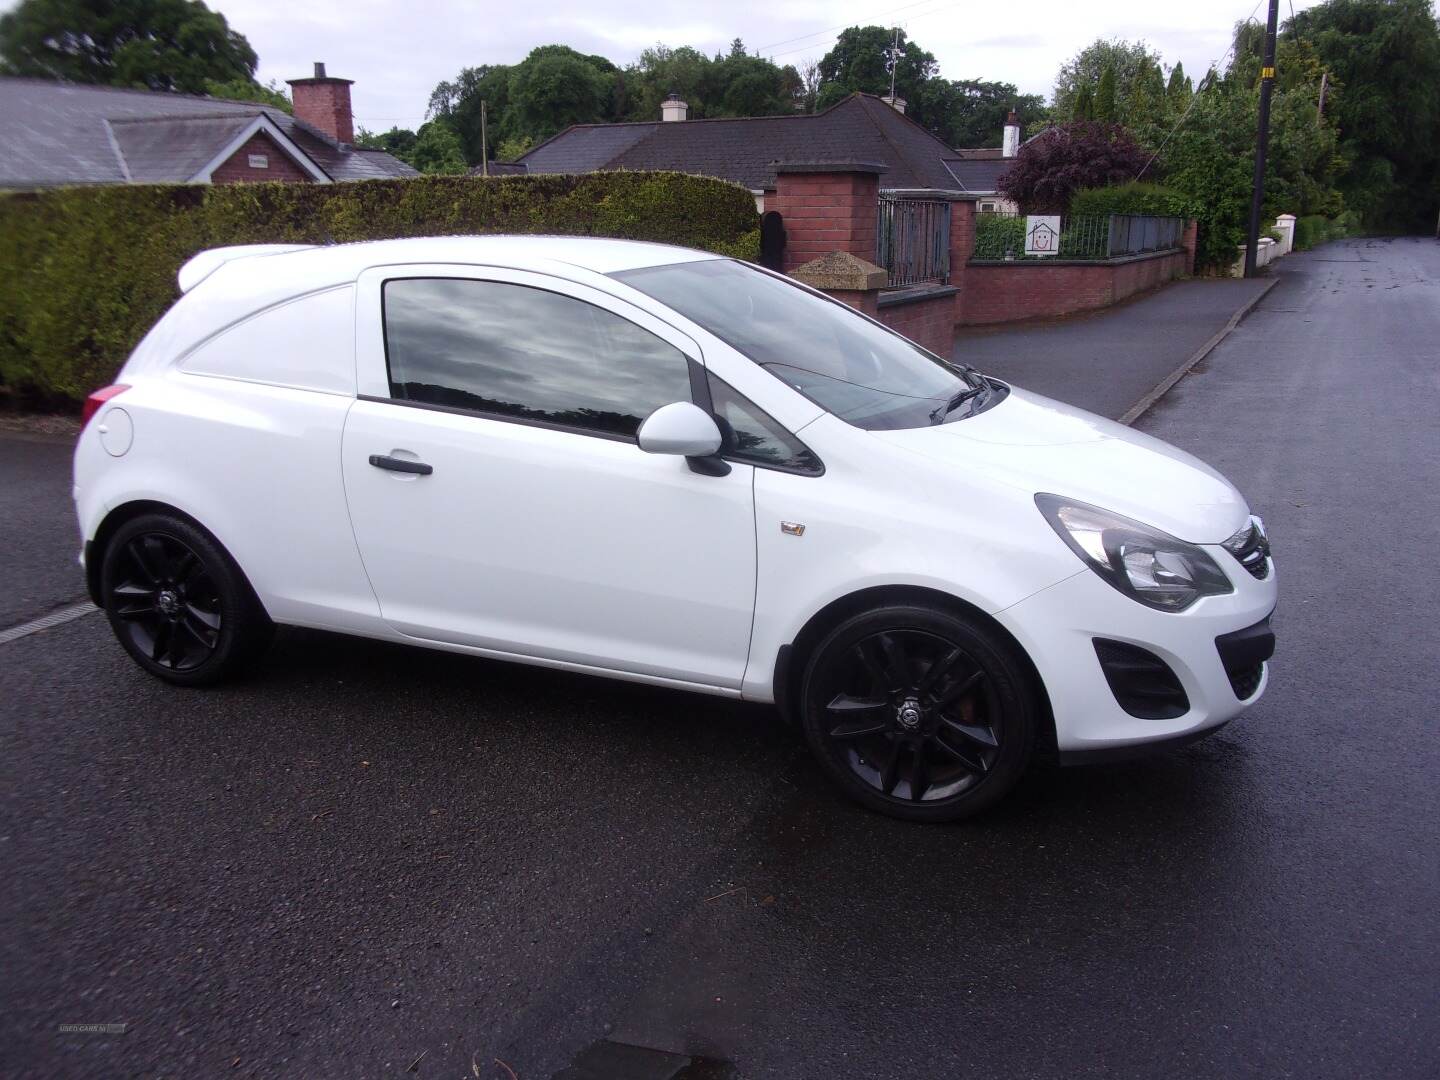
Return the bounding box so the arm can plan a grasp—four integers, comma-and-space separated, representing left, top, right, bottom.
0, 172, 760, 404
1069, 182, 1195, 219
1294, 211, 1360, 250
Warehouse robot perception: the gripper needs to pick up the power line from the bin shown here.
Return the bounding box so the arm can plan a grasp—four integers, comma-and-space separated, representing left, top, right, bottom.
763, 1, 964, 60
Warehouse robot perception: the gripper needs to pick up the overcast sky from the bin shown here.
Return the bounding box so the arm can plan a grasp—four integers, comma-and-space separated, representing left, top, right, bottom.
4, 0, 1322, 132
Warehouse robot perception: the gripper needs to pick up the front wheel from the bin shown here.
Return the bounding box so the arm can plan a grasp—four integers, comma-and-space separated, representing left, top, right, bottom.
800, 604, 1038, 822
100, 513, 273, 686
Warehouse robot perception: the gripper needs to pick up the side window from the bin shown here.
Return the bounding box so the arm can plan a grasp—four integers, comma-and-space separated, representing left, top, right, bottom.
708, 374, 823, 475
382, 277, 693, 439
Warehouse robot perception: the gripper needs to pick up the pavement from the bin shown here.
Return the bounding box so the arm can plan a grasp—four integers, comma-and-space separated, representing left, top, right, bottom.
2, 237, 1438, 1078
954, 276, 1274, 420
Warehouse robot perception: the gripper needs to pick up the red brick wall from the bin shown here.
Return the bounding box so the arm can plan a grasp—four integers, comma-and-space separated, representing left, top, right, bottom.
827, 288, 880, 317
211, 131, 314, 184
290, 80, 354, 144
877, 292, 956, 356
766, 171, 880, 271
1181, 218, 1199, 275
958, 250, 1186, 325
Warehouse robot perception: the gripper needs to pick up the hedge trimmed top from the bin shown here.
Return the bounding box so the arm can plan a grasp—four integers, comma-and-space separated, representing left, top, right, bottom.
0, 171, 761, 404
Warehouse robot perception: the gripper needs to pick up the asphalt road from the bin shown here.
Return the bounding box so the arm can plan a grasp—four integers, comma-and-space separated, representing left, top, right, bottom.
3, 237, 1438, 1079
0, 434, 84, 626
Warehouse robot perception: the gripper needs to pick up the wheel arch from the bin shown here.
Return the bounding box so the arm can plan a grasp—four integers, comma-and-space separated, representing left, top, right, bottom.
773, 584, 1056, 755
85, 500, 268, 618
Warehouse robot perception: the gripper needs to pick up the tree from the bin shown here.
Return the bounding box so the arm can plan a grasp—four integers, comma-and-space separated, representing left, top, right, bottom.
1166, 62, 1193, 115
814, 26, 939, 115
355, 126, 418, 162
408, 119, 466, 174
1287, 0, 1440, 231
1052, 38, 1164, 120
1094, 65, 1117, 122
1071, 82, 1095, 121
205, 76, 290, 113
0, 0, 257, 93
998, 121, 1151, 211
507, 46, 616, 141
428, 64, 513, 165
939, 80, 1046, 148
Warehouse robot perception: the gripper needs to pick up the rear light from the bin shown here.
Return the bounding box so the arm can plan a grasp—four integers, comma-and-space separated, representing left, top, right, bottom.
81, 384, 129, 431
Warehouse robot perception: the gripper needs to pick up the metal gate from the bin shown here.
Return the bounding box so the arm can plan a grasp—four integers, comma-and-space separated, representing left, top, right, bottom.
876, 195, 951, 288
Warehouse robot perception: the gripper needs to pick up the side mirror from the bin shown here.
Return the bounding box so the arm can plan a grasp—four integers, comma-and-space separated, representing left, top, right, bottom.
637, 401, 723, 458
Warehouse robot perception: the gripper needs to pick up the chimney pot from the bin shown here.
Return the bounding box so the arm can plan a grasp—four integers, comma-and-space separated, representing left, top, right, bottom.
314, 62, 326, 78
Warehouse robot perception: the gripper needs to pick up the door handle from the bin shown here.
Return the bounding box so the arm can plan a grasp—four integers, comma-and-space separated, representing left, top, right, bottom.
368, 453, 433, 476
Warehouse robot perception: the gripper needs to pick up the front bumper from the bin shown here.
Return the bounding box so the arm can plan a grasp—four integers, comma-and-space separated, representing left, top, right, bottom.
994, 550, 1278, 757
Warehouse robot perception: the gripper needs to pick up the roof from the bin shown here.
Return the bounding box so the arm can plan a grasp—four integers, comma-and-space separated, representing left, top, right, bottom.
518, 93, 987, 193
0, 77, 417, 187
466, 162, 529, 177
943, 158, 1013, 195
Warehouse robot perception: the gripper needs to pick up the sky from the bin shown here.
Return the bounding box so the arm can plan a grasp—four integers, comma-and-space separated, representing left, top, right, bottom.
2, 0, 1323, 133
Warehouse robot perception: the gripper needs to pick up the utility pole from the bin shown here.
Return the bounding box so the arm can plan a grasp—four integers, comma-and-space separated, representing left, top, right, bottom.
1244, 0, 1280, 277
1316, 70, 1328, 124
480, 100, 489, 177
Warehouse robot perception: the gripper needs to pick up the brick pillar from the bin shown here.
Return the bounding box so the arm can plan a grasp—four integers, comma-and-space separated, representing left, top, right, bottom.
1181, 218, 1199, 276
770, 162, 886, 272
789, 252, 887, 316
949, 199, 976, 326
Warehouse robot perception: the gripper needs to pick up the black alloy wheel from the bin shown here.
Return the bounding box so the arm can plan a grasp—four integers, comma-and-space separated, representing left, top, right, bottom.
801, 605, 1037, 821
109, 532, 223, 672
101, 513, 272, 685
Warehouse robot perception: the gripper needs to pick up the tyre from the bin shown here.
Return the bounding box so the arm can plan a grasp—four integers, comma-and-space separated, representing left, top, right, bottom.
100, 512, 273, 686
799, 603, 1038, 822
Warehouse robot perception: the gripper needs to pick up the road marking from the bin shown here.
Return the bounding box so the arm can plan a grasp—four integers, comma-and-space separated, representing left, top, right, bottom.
0, 601, 100, 645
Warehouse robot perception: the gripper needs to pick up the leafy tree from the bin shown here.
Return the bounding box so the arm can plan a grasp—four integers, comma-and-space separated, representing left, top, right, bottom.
428, 64, 513, 165
205, 76, 290, 113
1094, 65, 1117, 122
1287, 0, 1440, 231
408, 119, 467, 174
0, 0, 257, 93
1071, 82, 1095, 121
507, 45, 617, 141
495, 134, 533, 161
1166, 62, 1193, 114
355, 126, 419, 162
1052, 38, 1164, 120
814, 26, 939, 116
998, 121, 1151, 211
940, 80, 1046, 148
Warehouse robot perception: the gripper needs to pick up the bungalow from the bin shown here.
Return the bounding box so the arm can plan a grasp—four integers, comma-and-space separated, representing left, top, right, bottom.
504, 92, 1026, 211
0, 63, 416, 189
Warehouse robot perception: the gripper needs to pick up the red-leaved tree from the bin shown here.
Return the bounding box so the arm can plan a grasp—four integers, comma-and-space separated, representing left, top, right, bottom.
998, 122, 1150, 212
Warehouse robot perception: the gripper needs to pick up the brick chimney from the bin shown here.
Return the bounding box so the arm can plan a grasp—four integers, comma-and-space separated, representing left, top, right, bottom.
661, 92, 688, 121
287, 62, 355, 145
1002, 109, 1021, 158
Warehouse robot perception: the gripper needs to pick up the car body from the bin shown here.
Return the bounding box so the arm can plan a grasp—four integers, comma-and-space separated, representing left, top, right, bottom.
75, 236, 1277, 820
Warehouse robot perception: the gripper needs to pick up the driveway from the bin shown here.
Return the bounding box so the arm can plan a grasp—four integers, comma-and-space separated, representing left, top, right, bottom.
2, 237, 1438, 1078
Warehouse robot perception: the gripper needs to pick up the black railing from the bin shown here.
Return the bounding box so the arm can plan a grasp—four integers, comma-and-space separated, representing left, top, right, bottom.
877, 194, 951, 287
972, 211, 1185, 261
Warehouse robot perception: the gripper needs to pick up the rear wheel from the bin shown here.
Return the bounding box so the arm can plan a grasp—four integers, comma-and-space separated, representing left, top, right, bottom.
800, 604, 1037, 822
100, 513, 272, 686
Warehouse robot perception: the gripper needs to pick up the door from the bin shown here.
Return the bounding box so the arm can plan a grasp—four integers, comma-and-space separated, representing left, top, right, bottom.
340, 267, 758, 689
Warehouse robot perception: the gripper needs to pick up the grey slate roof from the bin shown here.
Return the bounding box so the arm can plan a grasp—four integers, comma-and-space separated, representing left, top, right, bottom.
943, 158, 1013, 194
517, 93, 986, 193
0, 77, 417, 187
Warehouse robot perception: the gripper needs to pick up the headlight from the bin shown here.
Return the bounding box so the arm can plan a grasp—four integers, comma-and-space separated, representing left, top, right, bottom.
1035, 494, 1233, 611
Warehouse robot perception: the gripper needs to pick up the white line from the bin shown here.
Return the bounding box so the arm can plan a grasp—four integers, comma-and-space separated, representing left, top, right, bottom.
0, 602, 100, 645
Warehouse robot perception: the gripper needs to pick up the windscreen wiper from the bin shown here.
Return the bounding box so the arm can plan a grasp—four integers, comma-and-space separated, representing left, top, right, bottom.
930, 385, 987, 423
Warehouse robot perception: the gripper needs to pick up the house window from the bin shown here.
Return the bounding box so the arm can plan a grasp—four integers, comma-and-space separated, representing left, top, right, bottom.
979, 201, 997, 212
248, 154, 269, 169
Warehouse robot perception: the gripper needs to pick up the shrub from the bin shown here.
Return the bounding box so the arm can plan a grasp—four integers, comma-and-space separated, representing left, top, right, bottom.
997, 121, 1151, 212
1069, 182, 1195, 219
972, 214, 1027, 259
0, 172, 759, 403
